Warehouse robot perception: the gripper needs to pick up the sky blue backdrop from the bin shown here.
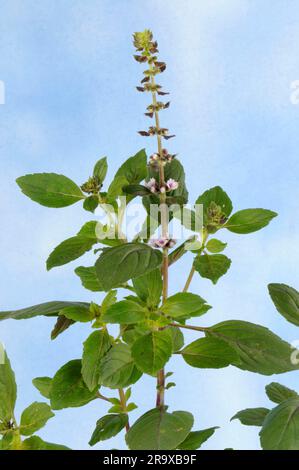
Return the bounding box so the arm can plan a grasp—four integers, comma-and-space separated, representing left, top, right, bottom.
1, 0, 299, 450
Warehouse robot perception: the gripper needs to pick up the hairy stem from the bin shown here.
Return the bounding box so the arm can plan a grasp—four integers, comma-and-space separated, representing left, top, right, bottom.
150, 69, 168, 409
118, 388, 130, 432
169, 322, 208, 333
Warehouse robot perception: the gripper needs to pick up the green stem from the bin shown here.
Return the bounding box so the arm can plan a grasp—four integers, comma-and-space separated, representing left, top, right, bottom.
118, 388, 130, 432
169, 322, 208, 333
149, 63, 168, 409
183, 265, 195, 292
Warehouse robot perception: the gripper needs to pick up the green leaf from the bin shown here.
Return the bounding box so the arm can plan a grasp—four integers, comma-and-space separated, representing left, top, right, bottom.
20, 402, 54, 436
0, 300, 89, 321
265, 382, 298, 404
101, 291, 117, 315
32, 377, 52, 399
107, 175, 128, 200
60, 305, 93, 323
208, 320, 299, 375
83, 195, 99, 213
231, 408, 269, 426
16, 173, 84, 208
114, 149, 147, 185
46, 221, 98, 270
89, 414, 128, 446
75, 266, 103, 292
99, 343, 142, 389
177, 427, 218, 450
0, 350, 17, 422
260, 398, 299, 450
194, 254, 231, 284
93, 157, 108, 183
22, 435, 70, 450
206, 239, 227, 253
131, 330, 172, 375
225, 209, 277, 234
122, 324, 150, 345
123, 184, 152, 197
161, 293, 210, 320
50, 360, 98, 410
51, 315, 74, 340
95, 243, 162, 291
169, 327, 184, 352
103, 300, 146, 324
126, 408, 193, 450
268, 283, 299, 326
181, 337, 239, 369
132, 269, 162, 308
196, 186, 233, 224
82, 330, 112, 391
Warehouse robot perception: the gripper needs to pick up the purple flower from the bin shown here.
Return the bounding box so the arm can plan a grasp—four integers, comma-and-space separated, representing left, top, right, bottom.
145, 177, 158, 193
166, 178, 179, 191
149, 237, 176, 249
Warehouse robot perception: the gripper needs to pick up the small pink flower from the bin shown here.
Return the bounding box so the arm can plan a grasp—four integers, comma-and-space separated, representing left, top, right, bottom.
149, 237, 176, 249
145, 177, 158, 193
150, 237, 169, 248
166, 178, 179, 191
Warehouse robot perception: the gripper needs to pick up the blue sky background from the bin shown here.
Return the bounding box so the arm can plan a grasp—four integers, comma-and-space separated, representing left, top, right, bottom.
0, 0, 299, 450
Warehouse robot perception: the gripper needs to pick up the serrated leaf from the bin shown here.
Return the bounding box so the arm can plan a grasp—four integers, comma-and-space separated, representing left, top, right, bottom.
82, 330, 112, 391
0, 350, 17, 422
225, 209, 277, 234
260, 398, 299, 449
75, 266, 103, 292
177, 427, 218, 450
132, 269, 162, 308
206, 239, 227, 253
16, 173, 84, 207
95, 243, 162, 291
181, 337, 238, 369
268, 283, 299, 326
208, 320, 299, 375
103, 300, 146, 324
99, 343, 142, 389
50, 360, 98, 410
161, 293, 210, 320
265, 382, 298, 404
194, 254, 231, 284
126, 408, 193, 450
32, 377, 52, 399
231, 408, 269, 426
89, 414, 128, 446
131, 330, 172, 375
20, 402, 54, 436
